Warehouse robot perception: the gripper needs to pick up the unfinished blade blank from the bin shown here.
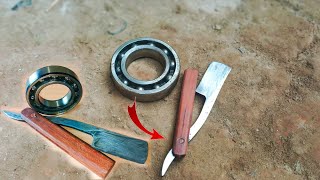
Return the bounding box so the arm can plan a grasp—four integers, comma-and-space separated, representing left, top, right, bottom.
3, 110, 148, 164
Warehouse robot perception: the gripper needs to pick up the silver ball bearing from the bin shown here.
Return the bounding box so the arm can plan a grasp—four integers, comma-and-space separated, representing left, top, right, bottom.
111, 38, 180, 102
26, 66, 83, 115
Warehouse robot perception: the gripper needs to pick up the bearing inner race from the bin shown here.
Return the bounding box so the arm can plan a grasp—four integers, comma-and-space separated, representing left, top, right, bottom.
38, 82, 72, 107
122, 46, 170, 85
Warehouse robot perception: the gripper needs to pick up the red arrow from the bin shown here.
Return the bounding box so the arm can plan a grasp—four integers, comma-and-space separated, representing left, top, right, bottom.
128, 100, 164, 140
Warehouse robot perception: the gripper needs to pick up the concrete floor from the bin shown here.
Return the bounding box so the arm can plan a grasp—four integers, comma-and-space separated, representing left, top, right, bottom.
1, 0, 320, 179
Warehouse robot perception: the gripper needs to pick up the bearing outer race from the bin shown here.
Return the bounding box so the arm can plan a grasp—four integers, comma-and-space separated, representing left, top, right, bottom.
111, 38, 180, 101
26, 66, 83, 115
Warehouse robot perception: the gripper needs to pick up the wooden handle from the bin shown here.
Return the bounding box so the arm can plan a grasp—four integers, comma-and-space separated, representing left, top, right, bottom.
172, 69, 198, 157
21, 108, 115, 179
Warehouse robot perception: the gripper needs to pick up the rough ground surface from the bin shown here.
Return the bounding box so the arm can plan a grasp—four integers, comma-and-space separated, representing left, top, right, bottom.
1, 0, 320, 179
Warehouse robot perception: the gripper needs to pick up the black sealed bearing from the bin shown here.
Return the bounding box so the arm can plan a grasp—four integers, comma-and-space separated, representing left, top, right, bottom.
26, 66, 82, 115
111, 37, 180, 101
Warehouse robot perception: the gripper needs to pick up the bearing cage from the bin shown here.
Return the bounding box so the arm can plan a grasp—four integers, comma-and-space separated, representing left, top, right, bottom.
26, 66, 82, 115
111, 38, 180, 101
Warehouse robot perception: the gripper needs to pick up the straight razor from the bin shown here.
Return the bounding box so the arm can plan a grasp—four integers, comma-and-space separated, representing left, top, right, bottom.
161, 62, 231, 176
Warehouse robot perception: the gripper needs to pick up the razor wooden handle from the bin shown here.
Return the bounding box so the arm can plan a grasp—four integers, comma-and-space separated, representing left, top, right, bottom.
173, 69, 198, 157
21, 108, 115, 179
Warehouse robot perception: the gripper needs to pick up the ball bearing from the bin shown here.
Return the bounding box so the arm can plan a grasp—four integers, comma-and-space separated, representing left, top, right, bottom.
111, 37, 180, 101
26, 66, 83, 115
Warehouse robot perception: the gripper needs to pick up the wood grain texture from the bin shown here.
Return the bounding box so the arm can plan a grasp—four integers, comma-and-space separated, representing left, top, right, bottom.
21, 108, 115, 179
172, 69, 198, 157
